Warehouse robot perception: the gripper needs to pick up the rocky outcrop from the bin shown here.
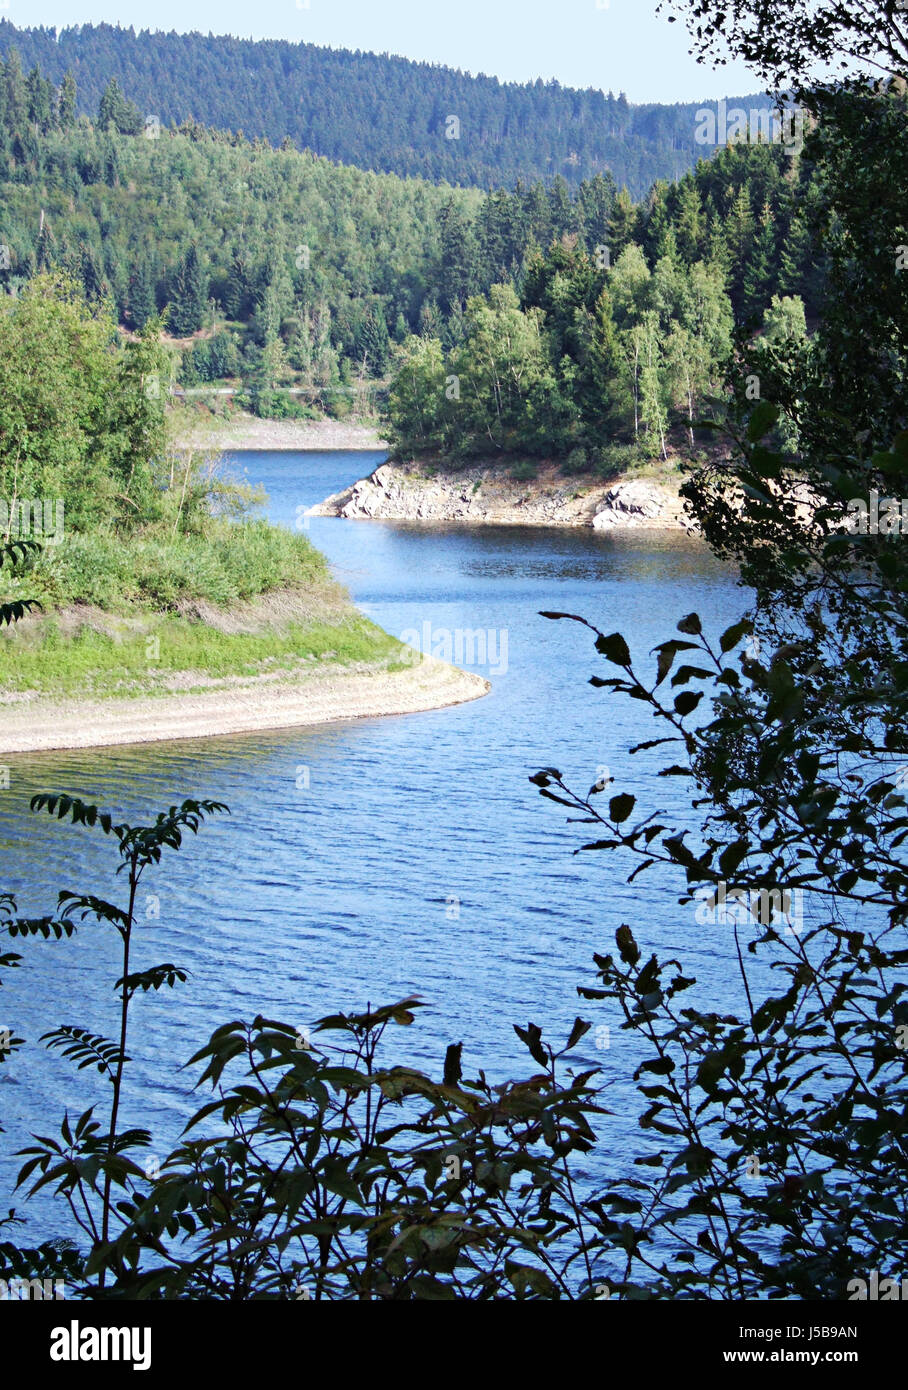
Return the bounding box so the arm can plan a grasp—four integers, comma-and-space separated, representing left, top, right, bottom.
592, 478, 687, 529
310, 461, 690, 531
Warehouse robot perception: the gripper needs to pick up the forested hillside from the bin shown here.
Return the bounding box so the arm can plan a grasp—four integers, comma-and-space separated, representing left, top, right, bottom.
0, 21, 775, 197
0, 49, 821, 440
386, 127, 826, 471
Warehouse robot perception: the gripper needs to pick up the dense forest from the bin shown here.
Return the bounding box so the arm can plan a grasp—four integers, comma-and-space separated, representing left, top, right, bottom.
387, 136, 821, 471
0, 49, 820, 440
0, 21, 776, 198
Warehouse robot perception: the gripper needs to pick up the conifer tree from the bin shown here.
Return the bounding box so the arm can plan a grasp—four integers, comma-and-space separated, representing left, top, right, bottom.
675, 179, 705, 263
58, 72, 77, 129
25, 66, 53, 133
608, 187, 640, 261
167, 245, 207, 336
355, 306, 391, 375
741, 202, 776, 322
439, 200, 477, 313
3, 49, 27, 131
129, 258, 157, 329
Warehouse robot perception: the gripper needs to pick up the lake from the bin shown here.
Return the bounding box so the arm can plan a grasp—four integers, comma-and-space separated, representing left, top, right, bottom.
0, 450, 751, 1239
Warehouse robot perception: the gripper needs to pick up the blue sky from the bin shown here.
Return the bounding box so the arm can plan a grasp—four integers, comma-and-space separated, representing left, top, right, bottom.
8, 0, 763, 104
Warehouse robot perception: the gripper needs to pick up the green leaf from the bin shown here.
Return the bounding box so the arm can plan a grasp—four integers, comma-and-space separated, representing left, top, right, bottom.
609, 792, 636, 823
746, 401, 781, 441
719, 619, 753, 654
596, 632, 632, 665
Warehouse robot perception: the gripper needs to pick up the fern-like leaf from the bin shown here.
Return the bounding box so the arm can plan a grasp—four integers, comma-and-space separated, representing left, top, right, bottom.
41, 1026, 127, 1078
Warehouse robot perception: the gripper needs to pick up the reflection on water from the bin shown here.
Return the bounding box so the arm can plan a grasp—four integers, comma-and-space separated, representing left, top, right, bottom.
1, 451, 753, 1238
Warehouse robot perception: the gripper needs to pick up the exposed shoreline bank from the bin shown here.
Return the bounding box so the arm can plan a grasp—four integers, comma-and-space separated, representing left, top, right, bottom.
311, 459, 691, 531
171, 410, 388, 453
0, 656, 490, 754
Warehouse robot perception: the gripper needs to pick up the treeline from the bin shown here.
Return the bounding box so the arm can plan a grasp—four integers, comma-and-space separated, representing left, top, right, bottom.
0, 51, 823, 436
0, 21, 778, 198
0, 51, 821, 422
388, 135, 822, 470
387, 238, 806, 472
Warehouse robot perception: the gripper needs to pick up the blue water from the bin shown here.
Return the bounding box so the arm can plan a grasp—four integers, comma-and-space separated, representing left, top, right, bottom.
0, 450, 751, 1241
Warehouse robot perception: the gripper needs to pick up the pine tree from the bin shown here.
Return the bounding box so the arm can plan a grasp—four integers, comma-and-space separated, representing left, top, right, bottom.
102, 137, 121, 188
168, 246, 207, 336
3, 49, 27, 132
728, 185, 755, 315
741, 203, 776, 323
79, 244, 107, 301
778, 208, 810, 301
25, 67, 53, 134
548, 176, 578, 239
439, 200, 477, 313
129, 259, 157, 329
58, 72, 77, 129
582, 286, 620, 432
356, 306, 391, 375
608, 188, 639, 262
476, 190, 511, 287
223, 254, 251, 321
97, 78, 143, 136
642, 182, 670, 263
418, 297, 443, 339
730, 185, 754, 243
97, 79, 122, 133
705, 212, 731, 281
577, 172, 617, 254
675, 180, 704, 264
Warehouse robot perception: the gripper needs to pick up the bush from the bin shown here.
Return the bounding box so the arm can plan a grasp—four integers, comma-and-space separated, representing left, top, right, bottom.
179, 331, 241, 385
560, 446, 589, 477
323, 391, 353, 421
589, 442, 644, 480
28, 521, 331, 611
510, 459, 538, 482
245, 387, 320, 420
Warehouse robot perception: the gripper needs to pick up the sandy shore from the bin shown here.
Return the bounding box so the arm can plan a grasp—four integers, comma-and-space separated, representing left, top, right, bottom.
171, 411, 388, 453
0, 657, 489, 754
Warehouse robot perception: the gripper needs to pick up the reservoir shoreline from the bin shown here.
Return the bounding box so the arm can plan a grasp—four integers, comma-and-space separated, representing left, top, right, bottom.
170, 411, 688, 531
0, 656, 489, 755
311, 459, 689, 531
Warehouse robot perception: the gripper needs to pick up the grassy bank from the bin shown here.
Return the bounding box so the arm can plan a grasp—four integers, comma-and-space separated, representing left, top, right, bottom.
0, 276, 410, 706
0, 609, 406, 698
0, 520, 407, 698
18, 520, 326, 610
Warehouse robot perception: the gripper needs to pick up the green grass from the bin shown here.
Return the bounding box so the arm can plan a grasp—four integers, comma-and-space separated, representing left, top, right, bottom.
16, 520, 330, 612
0, 518, 411, 697
0, 613, 407, 697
